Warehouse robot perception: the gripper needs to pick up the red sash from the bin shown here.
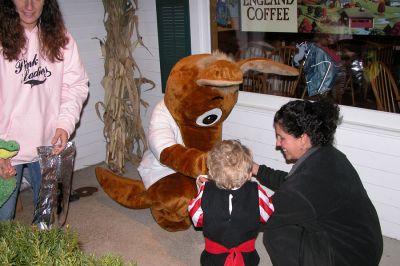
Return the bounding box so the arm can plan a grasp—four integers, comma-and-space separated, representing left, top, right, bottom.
204, 237, 256, 266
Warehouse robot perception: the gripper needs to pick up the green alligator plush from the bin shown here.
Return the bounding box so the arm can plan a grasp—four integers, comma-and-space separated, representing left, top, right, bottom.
0, 139, 20, 207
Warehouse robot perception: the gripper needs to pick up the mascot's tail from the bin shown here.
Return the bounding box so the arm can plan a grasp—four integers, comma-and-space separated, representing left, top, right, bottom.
95, 167, 152, 208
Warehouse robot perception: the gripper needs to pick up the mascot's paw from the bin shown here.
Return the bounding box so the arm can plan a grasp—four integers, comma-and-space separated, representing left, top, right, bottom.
95, 167, 152, 208
147, 173, 197, 232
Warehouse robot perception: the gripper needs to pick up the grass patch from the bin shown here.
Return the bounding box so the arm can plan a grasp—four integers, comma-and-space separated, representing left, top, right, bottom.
0, 221, 136, 266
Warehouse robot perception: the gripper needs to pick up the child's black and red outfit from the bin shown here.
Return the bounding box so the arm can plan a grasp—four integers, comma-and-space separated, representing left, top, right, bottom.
188, 180, 274, 266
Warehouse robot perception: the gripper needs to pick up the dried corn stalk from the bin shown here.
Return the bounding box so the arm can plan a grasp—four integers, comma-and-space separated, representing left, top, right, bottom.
95, 0, 155, 174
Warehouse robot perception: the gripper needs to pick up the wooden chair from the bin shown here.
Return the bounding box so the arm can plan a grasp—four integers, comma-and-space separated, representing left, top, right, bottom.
359, 41, 394, 100
266, 46, 303, 97
271, 45, 298, 66
239, 41, 274, 92
240, 44, 301, 97
336, 39, 393, 67
266, 67, 302, 97
238, 41, 274, 59
368, 61, 400, 113
242, 69, 302, 97
241, 70, 270, 94
336, 39, 394, 101
361, 41, 394, 68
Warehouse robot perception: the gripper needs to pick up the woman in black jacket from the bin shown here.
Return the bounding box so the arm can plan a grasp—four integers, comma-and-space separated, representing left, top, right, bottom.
253, 99, 383, 266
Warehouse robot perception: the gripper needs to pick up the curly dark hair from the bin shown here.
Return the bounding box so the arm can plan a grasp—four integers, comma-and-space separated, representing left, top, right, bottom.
274, 98, 341, 146
0, 0, 68, 62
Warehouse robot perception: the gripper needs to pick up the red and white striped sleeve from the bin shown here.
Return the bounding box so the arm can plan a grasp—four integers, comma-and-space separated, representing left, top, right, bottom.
258, 184, 274, 223
188, 183, 205, 228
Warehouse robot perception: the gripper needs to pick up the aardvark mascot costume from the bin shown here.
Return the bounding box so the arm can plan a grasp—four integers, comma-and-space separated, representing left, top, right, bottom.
95, 52, 299, 231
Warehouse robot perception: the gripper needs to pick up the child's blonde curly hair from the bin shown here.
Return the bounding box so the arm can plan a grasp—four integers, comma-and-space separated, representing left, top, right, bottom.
207, 139, 253, 189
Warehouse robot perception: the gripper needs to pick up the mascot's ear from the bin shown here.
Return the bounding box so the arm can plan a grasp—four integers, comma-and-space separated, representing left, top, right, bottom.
238, 58, 299, 76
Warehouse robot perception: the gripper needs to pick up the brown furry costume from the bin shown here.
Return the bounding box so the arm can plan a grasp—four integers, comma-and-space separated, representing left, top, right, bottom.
95, 52, 299, 231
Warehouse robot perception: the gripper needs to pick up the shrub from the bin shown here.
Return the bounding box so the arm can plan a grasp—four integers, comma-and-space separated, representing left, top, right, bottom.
0, 221, 136, 266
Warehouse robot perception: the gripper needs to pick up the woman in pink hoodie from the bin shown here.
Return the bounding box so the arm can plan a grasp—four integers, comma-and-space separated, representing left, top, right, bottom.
0, 0, 89, 220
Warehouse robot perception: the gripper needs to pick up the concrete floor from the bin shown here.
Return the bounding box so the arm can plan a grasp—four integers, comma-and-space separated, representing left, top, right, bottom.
15, 162, 400, 266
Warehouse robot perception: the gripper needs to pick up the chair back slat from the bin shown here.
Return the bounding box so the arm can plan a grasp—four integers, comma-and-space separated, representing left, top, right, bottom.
241, 45, 301, 97
369, 61, 400, 113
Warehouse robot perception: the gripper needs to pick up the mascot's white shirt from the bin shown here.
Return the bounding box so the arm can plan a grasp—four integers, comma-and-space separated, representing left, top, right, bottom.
138, 99, 183, 189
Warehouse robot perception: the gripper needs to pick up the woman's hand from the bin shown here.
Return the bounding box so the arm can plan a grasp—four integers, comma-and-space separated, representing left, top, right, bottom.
252, 162, 260, 176
51, 128, 68, 155
0, 158, 16, 179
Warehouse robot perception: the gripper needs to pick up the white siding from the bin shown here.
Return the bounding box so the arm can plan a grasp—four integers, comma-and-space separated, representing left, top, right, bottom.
62, 0, 400, 239
59, 0, 107, 169
134, 0, 165, 134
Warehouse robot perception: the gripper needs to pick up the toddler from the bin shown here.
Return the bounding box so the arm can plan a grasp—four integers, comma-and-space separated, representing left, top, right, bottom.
188, 140, 274, 265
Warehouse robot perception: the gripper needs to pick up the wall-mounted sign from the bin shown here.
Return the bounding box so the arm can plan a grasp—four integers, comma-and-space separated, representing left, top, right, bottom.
240, 0, 298, 32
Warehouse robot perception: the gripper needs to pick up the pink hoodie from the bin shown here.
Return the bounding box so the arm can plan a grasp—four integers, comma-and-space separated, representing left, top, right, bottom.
0, 27, 89, 165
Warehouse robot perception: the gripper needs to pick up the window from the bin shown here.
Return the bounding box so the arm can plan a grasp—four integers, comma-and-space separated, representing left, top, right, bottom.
210, 0, 400, 113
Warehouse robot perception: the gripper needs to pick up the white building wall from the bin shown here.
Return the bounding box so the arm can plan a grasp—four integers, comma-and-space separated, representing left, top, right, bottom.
59, 0, 106, 169
61, 0, 400, 240
133, 0, 165, 129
